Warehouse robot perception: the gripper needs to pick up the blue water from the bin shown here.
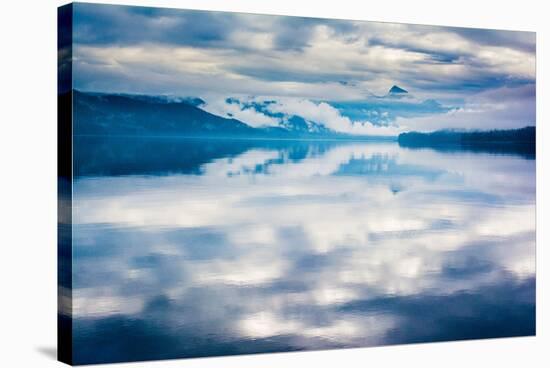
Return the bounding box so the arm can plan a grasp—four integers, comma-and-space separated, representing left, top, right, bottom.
69, 137, 535, 364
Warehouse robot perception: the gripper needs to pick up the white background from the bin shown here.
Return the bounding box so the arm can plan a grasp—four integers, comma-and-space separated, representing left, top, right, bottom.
0, 0, 547, 367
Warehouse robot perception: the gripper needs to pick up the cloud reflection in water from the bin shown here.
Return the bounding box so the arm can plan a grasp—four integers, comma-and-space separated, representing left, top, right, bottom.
71, 139, 535, 364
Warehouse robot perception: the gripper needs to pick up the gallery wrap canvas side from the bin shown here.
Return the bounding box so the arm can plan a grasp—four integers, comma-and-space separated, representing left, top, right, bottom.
58, 3, 73, 366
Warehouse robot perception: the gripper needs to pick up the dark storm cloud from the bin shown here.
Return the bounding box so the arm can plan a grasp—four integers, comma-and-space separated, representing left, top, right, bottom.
368, 37, 463, 64
271, 17, 360, 51
227, 64, 363, 83
402, 72, 532, 93
73, 3, 237, 48
272, 17, 320, 51
73, 3, 360, 51
451, 27, 536, 53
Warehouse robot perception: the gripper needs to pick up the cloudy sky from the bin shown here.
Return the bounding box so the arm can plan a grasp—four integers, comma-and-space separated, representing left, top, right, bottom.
71, 3, 536, 134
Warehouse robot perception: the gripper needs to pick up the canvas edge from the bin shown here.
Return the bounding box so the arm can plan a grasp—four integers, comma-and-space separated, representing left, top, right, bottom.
58, 2, 74, 366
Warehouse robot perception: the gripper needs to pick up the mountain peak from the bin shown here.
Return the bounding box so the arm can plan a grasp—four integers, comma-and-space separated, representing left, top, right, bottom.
388, 85, 408, 95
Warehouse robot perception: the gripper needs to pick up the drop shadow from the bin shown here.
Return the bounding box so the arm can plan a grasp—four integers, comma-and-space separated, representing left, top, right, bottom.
36, 346, 57, 360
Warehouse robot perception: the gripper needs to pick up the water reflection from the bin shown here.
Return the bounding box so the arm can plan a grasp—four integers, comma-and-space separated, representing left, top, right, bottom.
70, 137, 535, 364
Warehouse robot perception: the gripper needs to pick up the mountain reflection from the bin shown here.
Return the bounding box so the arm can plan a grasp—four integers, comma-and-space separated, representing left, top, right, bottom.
70, 137, 535, 365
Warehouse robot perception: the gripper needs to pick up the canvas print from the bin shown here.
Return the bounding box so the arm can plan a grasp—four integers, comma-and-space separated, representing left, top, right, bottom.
58, 2, 536, 365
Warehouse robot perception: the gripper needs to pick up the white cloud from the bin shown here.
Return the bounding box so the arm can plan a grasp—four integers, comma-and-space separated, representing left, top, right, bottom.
201, 96, 281, 127
264, 97, 403, 135
395, 84, 536, 131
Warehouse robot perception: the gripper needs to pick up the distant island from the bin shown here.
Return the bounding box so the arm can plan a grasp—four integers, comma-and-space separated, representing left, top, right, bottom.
398, 126, 535, 158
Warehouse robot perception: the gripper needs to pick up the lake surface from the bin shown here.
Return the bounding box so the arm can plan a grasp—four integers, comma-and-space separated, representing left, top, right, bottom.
70, 137, 536, 364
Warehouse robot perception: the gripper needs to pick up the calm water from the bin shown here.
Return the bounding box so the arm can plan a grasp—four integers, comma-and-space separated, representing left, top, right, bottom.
70, 137, 536, 364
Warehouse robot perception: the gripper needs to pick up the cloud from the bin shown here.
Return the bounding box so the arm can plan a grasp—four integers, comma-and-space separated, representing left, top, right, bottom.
70, 141, 535, 363
73, 3, 237, 48
197, 94, 409, 135
266, 98, 402, 135
395, 84, 535, 131
71, 3, 536, 132
201, 97, 281, 128
363, 23, 535, 87
451, 27, 536, 53
272, 17, 320, 51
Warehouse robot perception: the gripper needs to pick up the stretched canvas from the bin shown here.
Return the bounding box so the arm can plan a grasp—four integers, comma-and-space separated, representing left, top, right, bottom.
58, 2, 536, 365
